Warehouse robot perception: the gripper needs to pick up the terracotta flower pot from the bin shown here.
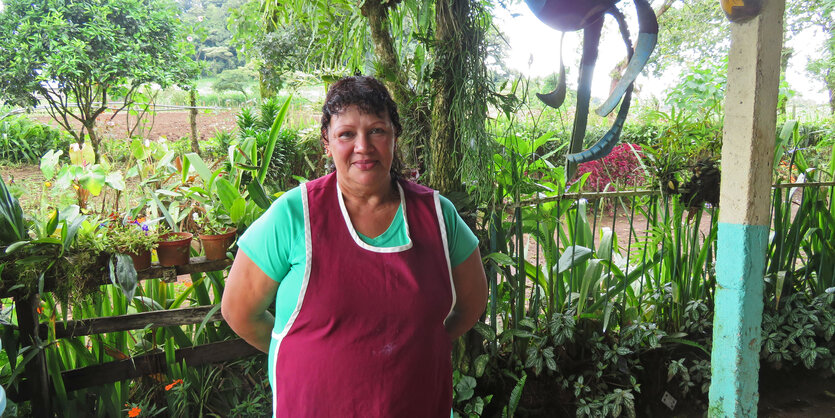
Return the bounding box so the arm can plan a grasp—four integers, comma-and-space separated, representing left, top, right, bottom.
157, 232, 193, 267
199, 227, 237, 261
125, 249, 152, 271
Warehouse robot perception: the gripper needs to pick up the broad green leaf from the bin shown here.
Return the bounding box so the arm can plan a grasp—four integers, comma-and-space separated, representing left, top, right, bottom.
472, 321, 496, 341
558, 246, 593, 273
105, 171, 124, 191
0, 176, 27, 244
133, 296, 165, 311
215, 177, 241, 212
155, 150, 176, 171
506, 374, 527, 417
39, 149, 63, 180
185, 152, 213, 185
576, 260, 603, 316
109, 254, 138, 300
474, 354, 489, 378
483, 252, 515, 266
454, 374, 476, 401
5, 240, 29, 253
78, 168, 106, 196
246, 179, 273, 210
229, 197, 246, 224
262, 95, 293, 183
596, 228, 614, 262
149, 190, 177, 232
130, 138, 147, 160
80, 141, 95, 165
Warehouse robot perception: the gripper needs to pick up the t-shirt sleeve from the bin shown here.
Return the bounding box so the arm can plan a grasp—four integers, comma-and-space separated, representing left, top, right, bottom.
237, 187, 304, 282
438, 194, 479, 268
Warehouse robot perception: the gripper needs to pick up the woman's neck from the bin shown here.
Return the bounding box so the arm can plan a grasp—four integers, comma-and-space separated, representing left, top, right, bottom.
337, 175, 400, 239
336, 175, 398, 209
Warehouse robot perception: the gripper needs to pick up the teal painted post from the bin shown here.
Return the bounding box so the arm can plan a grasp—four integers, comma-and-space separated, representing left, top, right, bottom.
710, 224, 768, 416
708, 0, 785, 415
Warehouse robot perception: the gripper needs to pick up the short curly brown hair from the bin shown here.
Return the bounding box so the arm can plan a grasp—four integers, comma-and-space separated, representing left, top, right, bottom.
320, 75, 404, 180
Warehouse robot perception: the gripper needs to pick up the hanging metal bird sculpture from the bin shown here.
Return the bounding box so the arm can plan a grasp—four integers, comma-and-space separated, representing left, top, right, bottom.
524, 0, 658, 174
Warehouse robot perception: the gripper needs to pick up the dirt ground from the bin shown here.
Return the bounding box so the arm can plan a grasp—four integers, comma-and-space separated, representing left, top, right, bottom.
32, 109, 239, 144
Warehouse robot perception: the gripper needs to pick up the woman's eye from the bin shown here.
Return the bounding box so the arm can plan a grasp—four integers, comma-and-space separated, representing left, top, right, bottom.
370, 128, 384, 135
338, 131, 354, 139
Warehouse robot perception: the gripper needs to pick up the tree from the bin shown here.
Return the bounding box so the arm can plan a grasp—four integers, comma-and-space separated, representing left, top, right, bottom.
258, 0, 495, 197
0, 0, 198, 161
213, 66, 257, 99
788, 0, 835, 114
645, 0, 729, 76
177, 0, 246, 75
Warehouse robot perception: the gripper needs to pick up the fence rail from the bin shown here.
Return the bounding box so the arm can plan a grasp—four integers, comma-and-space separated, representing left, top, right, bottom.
7, 257, 244, 416
512, 181, 835, 208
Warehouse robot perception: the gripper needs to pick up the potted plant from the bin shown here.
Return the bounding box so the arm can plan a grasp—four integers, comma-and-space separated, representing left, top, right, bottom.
106, 215, 159, 271
193, 207, 237, 261
157, 229, 193, 267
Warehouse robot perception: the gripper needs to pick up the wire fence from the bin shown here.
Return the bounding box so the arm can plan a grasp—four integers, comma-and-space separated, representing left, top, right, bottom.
487, 179, 834, 338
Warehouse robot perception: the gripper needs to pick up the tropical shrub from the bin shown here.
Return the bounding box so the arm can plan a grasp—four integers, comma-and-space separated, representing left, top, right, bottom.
0, 0, 198, 161
574, 143, 647, 192
0, 117, 71, 164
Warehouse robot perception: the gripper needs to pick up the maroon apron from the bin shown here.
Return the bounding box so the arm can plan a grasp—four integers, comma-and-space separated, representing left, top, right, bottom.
273, 173, 454, 417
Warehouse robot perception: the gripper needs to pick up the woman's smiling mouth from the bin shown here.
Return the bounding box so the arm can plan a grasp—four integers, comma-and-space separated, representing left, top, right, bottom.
352, 160, 379, 170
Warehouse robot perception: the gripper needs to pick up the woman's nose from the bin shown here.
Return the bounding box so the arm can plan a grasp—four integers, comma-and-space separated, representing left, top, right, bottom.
354, 134, 373, 153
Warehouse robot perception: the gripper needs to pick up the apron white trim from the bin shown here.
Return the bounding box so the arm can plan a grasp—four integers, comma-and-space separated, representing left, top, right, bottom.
335, 179, 413, 253
271, 182, 315, 417
434, 192, 457, 315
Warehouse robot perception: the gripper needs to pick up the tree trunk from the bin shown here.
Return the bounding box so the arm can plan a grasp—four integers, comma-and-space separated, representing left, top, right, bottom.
259, 72, 276, 99
778, 46, 793, 117
85, 121, 101, 164
361, 0, 430, 172
189, 88, 200, 155
428, 0, 468, 195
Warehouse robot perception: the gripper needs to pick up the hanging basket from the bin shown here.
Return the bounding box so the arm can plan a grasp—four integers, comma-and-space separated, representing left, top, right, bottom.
157, 232, 193, 267
199, 227, 237, 261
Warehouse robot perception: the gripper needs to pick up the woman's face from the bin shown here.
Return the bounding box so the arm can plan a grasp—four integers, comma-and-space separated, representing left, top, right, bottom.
325, 105, 396, 191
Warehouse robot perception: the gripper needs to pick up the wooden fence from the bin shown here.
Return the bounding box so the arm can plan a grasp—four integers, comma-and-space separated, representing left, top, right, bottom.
5, 256, 259, 417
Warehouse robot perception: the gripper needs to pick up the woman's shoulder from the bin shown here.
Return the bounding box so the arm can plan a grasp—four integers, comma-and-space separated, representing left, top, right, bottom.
257, 185, 304, 224
399, 179, 436, 198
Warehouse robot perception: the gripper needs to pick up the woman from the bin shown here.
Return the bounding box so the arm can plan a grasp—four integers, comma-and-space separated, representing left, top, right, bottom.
222, 75, 488, 417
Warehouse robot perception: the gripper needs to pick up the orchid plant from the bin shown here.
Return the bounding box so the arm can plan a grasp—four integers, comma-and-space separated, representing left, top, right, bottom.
106, 214, 159, 255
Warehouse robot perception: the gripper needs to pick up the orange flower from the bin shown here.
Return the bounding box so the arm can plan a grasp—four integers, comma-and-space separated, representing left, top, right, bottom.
36, 307, 44, 314
128, 407, 141, 417
165, 379, 183, 391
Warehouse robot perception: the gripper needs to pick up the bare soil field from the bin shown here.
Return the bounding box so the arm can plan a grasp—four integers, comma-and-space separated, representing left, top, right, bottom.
32, 109, 239, 143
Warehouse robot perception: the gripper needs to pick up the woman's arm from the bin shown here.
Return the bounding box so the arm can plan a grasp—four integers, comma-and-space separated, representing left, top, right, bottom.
222, 249, 280, 353
444, 247, 488, 340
